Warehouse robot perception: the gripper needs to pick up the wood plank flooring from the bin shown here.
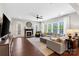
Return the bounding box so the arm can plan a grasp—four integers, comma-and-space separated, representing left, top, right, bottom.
11, 37, 44, 56
11, 37, 79, 56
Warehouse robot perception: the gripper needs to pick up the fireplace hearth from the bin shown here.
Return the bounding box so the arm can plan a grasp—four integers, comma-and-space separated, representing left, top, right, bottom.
24, 29, 33, 38
27, 32, 31, 36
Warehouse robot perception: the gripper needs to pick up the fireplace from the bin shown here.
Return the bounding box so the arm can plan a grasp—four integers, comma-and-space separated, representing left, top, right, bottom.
24, 29, 33, 38
26, 31, 32, 37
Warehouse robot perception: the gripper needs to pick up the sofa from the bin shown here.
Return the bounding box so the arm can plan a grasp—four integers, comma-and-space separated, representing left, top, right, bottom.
47, 39, 66, 54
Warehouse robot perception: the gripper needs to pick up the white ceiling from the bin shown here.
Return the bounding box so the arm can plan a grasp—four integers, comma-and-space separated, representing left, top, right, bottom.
3, 3, 75, 22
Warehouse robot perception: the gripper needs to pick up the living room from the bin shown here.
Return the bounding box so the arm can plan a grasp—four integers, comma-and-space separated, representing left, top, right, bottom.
0, 3, 79, 56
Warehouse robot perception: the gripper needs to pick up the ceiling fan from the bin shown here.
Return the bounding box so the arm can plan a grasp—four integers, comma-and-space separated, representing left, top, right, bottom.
28, 12, 43, 20
35, 14, 43, 20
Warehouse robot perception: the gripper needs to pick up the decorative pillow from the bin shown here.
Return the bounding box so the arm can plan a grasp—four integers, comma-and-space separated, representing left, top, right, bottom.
56, 38, 62, 42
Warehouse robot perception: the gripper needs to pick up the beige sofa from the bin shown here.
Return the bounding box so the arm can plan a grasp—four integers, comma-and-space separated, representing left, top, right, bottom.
47, 39, 66, 54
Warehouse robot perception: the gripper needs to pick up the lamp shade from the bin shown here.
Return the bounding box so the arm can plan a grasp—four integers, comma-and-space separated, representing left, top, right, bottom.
66, 29, 79, 35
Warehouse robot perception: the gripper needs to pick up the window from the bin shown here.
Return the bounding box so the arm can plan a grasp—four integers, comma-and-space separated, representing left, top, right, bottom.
18, 24, 21, 35
48, 24, 52, 33
59, 22, 64, 34
53, 23, 58, 34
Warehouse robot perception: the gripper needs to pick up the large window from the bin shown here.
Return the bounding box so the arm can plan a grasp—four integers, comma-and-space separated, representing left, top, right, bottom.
59, 22, 64, 34
48, 24, 52, 33
44, 21, 64, 34
53, 23, 58, 34
18, 24, 21, 35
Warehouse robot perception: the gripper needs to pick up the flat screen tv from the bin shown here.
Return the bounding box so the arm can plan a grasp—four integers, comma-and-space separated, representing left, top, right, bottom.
1, 14, 10, 37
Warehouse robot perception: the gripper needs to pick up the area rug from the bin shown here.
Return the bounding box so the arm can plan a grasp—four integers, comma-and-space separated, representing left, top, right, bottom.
27, 37, 54, 56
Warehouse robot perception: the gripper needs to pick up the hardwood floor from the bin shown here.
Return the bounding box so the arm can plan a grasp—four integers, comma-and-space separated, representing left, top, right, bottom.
11, 37, 79, 56
11, 37, 44, 56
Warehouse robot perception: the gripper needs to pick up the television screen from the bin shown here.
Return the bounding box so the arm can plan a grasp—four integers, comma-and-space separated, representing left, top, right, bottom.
0, 24, 1, 37
1, 14, 10, 37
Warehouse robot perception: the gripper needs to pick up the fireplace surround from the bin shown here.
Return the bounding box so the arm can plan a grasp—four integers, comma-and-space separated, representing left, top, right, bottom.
24, 29, 33, 38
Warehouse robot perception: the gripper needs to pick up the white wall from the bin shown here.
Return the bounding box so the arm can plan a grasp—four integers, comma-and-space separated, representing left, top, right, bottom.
69, 12, 79, 29
0, 4, 12, 36
41, 12, 79, 35
0, 4, 4, 17
11, 18, 40, 37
